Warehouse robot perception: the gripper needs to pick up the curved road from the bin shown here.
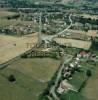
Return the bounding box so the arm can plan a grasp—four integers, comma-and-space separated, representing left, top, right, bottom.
48, 14, 73, 100
41, 14, 73, 42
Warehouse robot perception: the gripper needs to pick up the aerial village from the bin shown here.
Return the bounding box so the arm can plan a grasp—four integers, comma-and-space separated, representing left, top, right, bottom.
0, 0, 98, 100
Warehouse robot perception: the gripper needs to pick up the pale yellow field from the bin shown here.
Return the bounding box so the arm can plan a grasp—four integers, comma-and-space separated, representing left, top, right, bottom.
0, 34, 38, 64
0, 11, 18, 17
68, 29, 98, 37
54, 38, 91, 50
76, 14, 98, 19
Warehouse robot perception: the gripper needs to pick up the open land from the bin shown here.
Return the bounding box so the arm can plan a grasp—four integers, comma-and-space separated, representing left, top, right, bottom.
81, 62, 98, 100
0, 58, 60, 100
0, 34, 38, 64
54, 38, 91, 50
0, 10, 18, 18
76, 14, 98, 20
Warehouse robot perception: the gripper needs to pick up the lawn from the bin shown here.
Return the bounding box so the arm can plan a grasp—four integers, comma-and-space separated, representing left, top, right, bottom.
0, 58, 60, 100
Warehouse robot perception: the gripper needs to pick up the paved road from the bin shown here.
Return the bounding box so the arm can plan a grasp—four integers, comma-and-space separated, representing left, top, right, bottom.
50, 54, 73, 100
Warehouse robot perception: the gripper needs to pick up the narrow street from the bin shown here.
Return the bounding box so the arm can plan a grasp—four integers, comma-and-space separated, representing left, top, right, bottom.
50, 54, 73, 100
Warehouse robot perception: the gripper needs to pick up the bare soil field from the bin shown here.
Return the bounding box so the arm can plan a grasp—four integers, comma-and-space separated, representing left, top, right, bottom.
0, 34, 38, 64
54, 38, 91, 50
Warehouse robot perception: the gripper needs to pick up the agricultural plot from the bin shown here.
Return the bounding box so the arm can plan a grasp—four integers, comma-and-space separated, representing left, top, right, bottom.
54, 38, 91, 50
76, 14, 98, 20
0, 10, 18, 18
0, 34, 37, 64
68, 29, 97, 37
0, 58, 60, 100
0, 18, 38, 27
81, 62, 98, 100
66, 61, 98, 100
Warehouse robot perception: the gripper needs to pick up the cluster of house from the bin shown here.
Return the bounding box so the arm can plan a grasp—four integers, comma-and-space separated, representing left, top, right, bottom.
57, 50, 97, 94
0, 24, 35, 36
78, 51, 98, 62
57, 54, 81, 94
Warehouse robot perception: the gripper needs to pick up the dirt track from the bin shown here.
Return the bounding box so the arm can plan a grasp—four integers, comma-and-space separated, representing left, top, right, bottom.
0, 34, 38, 64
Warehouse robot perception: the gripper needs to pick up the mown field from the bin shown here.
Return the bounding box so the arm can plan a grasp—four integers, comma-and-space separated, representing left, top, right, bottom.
0, 58, 60, 100
0, 34, 37, 64
0, 18, 38, 27
0, 10, 18, 18
54, 38, 91, 50
81, 62, 98, 100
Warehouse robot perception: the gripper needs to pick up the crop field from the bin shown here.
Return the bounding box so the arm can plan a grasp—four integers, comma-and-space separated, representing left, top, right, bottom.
68, 29, 97, 37
77, 14, 98, 20
0, 10, 18, 18
54, 38, 91, 50
0, 34, 38, 64
0, 58, 60, 100
0, 18, 38, 27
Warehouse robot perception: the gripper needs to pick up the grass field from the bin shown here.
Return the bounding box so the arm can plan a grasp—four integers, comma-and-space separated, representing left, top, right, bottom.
61, 90, 86, 100
0, 34, 37, 64
81, 62, 98, 100
68, 61, 98, 100
0, 58, 60, 100
60, 58, 98, 100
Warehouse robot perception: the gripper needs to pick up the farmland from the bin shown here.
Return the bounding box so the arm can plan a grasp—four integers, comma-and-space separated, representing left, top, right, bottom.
54, 38, 91, 50
0, 10, 18, 18
0, 34, 37, 64
0, 58, 60, 100
81, 62, 98, 100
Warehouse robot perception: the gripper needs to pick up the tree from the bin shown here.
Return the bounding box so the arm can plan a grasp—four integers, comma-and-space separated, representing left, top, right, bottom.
8, 74, 16, 82
86, 70, 92, 78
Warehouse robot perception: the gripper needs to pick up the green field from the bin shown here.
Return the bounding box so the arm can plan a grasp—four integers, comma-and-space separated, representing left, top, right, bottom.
81, 62, 98, 100
60, 91, 86, 100
61, 58, 98, 100
0, 58, 60, 100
